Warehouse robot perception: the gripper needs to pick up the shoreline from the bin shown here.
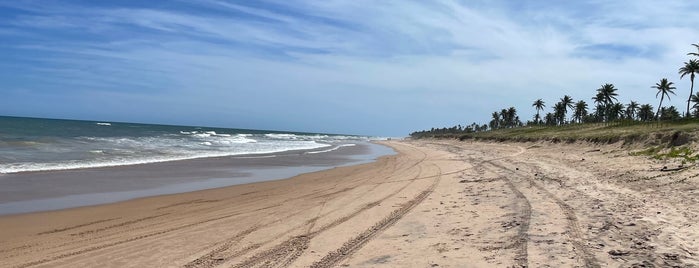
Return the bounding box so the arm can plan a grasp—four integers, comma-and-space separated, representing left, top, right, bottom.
0, 141, 394, 215
2, 140, 698, 267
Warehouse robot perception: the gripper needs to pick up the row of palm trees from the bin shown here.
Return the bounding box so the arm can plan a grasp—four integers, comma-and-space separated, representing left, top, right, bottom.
489, 107, 522, 129
530, 44, 699, 126
409, 43, 699, 137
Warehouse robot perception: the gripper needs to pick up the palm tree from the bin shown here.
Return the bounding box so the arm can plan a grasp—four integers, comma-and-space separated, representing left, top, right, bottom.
689, 43, 699, 57
660, 106, 681, 120
573, 100, 588, 123
501, 109, 509, 127
679, 59, 699, 117
608, 103, 625, 121
597, 83, 619, 105
652, 78, 676, 120
591, 92, 605, 107
593, 104, 605, 122
532, 99, 545, 124
560, 95, 574, 121
490, 112, 500, 129
691, 92, 699, 116
532, 113, 541, 125
553, 102, 566, 125
625, 101, 639, 120
544, 112, 555, 126
593, 84, 618, 123
506, 107, 518, 128
638, 104, 654, 121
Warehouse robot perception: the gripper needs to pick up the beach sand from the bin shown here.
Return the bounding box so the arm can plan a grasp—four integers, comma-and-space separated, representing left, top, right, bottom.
1, 140, 699, 267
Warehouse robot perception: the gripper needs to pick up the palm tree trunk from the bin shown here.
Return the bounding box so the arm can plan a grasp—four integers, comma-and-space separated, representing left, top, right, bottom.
687, 77, 695, 118
657, 96, 664, 120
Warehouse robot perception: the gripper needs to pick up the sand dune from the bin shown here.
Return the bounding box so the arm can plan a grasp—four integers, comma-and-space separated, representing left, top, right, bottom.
1, 140, 698, 267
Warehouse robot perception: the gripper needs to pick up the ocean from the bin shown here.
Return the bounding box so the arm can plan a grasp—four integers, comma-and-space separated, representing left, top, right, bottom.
0, 116, 379, 174
0, 116, 393, 214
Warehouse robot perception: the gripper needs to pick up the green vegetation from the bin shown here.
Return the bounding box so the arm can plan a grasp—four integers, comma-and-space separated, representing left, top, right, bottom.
631, 146, 699, 162
411, 43, 699, 146
415, 119, 698, 145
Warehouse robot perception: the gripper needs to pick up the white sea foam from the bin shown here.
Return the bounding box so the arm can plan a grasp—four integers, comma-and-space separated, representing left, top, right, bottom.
1, 126, 377, 174
264, 133, 298, 139
0, 143, 331, 174
306, 144, 356, 154
96, 122, 111, 126
0, 135, 331, 174
192, 133, 211, 138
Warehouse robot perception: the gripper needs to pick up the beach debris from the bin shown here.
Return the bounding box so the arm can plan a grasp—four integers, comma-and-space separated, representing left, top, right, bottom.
659, 166, 688, 172
608, 249, 630, 256
662, 253, 680, 260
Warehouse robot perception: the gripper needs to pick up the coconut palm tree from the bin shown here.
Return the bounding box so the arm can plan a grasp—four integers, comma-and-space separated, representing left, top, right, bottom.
501, 108, 509, 126
608, 103, 625, 121
652, 78, 676, 120
638, 104, 654, 121
593, 104, 605, 122
592, 92, 605, 107
490, 112, 500, 129
625, 101, 639, 120
532, 113, 541, 125
689, 43, 699, 57
660, 106, 681, 120
679, 59, 699, 117
690, 92, 699, 117
532, 99, 545, 124
506, 107, 518, 128
573, 100, 588, 123
544, 112, 555, 126
553, 102, 566, 125
597, 83, 619, 105
560, 95, 574, 121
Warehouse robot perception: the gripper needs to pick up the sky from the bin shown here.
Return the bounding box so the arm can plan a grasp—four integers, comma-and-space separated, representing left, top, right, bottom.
1, 1, 698, 136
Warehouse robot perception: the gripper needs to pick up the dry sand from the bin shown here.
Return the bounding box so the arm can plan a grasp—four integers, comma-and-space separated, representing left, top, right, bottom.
1, 140, 699, 267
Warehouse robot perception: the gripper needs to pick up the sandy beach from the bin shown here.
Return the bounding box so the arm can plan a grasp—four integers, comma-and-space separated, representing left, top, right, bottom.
2, 140, 699, 267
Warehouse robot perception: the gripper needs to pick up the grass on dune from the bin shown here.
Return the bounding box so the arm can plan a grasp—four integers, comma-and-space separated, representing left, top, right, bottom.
442, 119, 699, 146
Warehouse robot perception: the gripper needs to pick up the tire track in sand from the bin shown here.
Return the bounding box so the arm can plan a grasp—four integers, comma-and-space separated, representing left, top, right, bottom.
183, 147, 425, 268
432, 141, 532, 267
230, 168, 424, 268
485, 154, 600, 268
480, 161, 531, 267
228, 145, 430, 268
310, 163, 442, 268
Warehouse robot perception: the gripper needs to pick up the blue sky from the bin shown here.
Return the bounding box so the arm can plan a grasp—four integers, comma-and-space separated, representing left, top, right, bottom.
1, 1, 698, 136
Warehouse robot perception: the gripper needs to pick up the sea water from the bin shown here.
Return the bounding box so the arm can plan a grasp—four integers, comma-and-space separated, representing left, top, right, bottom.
0, 116, 381, 174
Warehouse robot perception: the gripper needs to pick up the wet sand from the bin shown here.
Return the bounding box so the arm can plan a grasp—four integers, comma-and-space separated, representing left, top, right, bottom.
1, 140, 699, 267
0, 142, 392, 215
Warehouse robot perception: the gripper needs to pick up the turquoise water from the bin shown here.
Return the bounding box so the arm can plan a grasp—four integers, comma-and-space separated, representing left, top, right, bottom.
0, 116, 378, 174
